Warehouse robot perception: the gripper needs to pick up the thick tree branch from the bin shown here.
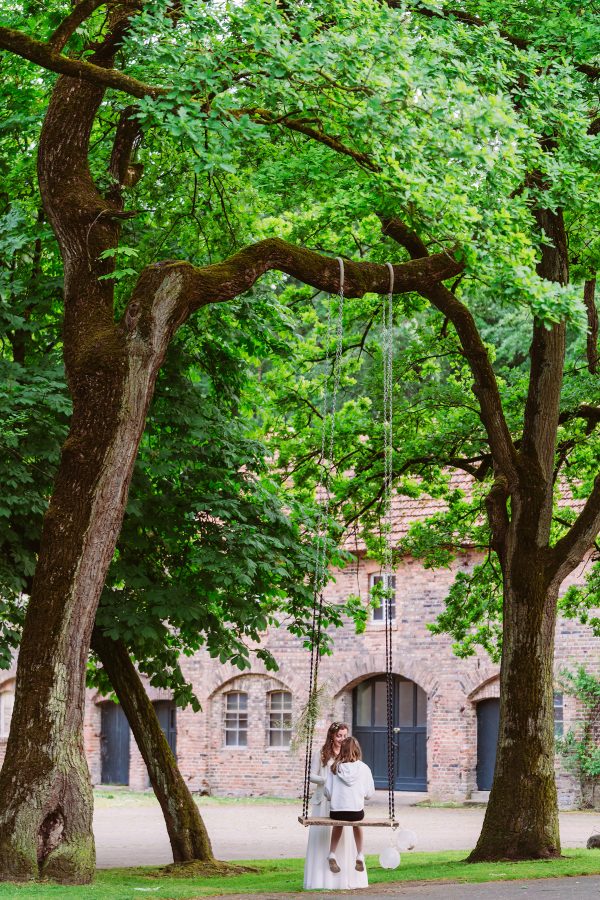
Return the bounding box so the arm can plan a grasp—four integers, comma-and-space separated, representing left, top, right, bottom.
584, 278, 598, 375
521, 208, 568, 490
48, 0, 109, 53
126, 236, 464, 341
238, 108, 379, 173
91, 627, 213, 862
558, 404, 600, 433
0, 26, 162, 98
550, 474, 600, 581
381, 216, 518, 482
381, 216, 428, 257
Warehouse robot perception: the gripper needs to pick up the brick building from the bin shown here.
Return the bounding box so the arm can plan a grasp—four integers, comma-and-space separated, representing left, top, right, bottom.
1, 488, 598, 808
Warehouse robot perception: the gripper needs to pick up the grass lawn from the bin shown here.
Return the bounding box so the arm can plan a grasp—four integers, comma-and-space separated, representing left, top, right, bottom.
0, 850, 598, 899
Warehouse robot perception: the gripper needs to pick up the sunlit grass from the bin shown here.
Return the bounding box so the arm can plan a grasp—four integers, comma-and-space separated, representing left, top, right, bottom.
1, 849, 598, 898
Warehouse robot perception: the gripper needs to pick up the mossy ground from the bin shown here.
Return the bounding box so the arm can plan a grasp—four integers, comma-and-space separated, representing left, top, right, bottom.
0, 849, 598, 898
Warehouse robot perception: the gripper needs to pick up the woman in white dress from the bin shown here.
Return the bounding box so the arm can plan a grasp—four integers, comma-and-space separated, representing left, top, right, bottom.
303, 722, 369, 890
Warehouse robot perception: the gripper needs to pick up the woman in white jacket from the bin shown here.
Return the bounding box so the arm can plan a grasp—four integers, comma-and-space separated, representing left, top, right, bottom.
303, 722, 368, 890
324, 736, 375, 876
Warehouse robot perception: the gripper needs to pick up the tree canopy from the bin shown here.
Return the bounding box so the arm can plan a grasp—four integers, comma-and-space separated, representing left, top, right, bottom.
0, 0, 599, 880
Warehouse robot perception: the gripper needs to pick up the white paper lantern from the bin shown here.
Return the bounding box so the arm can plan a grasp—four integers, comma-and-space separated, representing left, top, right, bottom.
379, 846, 401, 869
395, 828, 417, 851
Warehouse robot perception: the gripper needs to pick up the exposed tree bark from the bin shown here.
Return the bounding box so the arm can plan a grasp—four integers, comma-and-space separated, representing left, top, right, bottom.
584, 278, 598, 375
90, 628, 213, 863
49, 0, 110, 53
0, 25, 161, 99
0, 7, 171, 882
470, 560, 561, 859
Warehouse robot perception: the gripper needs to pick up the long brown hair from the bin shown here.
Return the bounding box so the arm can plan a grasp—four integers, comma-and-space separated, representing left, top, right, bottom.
332, 736, 362, 773
320, 721, 349, 766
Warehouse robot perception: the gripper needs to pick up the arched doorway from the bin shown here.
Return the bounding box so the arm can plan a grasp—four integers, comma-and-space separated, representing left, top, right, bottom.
100, 701, 130, 785
476, 698, 499, 790
352, 675, 427, 791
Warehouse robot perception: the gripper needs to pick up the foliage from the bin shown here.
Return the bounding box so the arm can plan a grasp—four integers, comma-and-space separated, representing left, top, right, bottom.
559, 566, 600, 638
556, 666, 600, 806
92, 305, 353, 708
289, 681, 332, 753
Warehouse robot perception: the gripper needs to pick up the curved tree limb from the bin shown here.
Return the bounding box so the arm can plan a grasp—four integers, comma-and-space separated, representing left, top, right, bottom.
558, 404, 600, 433
49, 0, 109, 53
237, 108, 379, 173
125, 235, 464, 337
381, 216, 519, 482
550, 474, 600, 582
0, 26, 162, 98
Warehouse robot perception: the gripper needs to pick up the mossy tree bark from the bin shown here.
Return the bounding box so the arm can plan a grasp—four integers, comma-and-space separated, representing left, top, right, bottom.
468, 210, 568, 860
0, 9, 190, 880
91, 629, 213, 863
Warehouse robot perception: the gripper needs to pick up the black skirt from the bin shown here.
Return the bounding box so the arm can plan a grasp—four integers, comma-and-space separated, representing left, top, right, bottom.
329, 809, 364, 822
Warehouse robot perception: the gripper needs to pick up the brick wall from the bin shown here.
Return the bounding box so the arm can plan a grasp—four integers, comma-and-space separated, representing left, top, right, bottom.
115, 548, 594, 807
3, 548, 598, 809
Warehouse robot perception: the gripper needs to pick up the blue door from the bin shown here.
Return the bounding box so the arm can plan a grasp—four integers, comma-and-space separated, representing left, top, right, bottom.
353, 676, 427, 791
100, 702, 130, 785
476, 698, 499, 790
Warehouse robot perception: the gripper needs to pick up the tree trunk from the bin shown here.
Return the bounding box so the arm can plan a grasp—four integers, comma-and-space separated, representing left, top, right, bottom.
467, 202, 569, 862
0, 323, 177, 881
0, 10, 194, 881
469, 547, 560, 860
91, 628, 213, 863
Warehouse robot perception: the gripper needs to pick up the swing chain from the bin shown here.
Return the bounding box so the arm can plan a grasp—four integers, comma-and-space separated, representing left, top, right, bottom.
384, 262, 395, 824
302, 257, 345, 818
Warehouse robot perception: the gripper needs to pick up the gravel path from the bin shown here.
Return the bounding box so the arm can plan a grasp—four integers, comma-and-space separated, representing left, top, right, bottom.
93, 793, 600, 868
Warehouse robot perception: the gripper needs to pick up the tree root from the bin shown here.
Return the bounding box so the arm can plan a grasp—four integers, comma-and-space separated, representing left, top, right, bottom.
155, 859, 258, 878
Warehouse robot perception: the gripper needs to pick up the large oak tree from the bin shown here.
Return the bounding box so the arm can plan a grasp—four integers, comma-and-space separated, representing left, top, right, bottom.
0, 0, 598, 882
0, 0, 459, 883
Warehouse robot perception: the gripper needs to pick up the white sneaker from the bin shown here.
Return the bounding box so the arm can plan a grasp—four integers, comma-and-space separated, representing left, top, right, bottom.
328, 853, 340, 873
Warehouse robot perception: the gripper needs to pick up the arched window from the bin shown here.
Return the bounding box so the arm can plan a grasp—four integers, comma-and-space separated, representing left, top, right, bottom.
0, 690, 14, 739
224, 691, 248, 747
268, 691, 292, 747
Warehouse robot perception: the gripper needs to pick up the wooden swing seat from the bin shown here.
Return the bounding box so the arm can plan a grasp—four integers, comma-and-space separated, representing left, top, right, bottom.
298, 816, 398, 828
